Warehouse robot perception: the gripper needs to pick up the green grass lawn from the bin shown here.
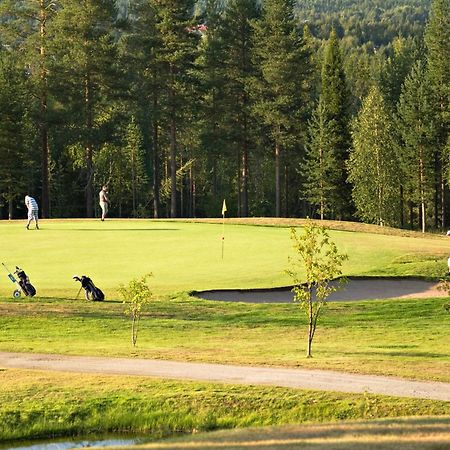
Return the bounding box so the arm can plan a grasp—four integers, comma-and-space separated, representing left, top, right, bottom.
137, 417, 450, 450
1, 219, 449, 445
1, 295, 449, 382
0, 369, 449, 443
1, 218, 450, 298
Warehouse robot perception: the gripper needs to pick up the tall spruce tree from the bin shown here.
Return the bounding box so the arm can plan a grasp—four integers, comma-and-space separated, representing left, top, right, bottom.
0, 0, 57, 217
0, 54, 28, 219
119, 0, 162, 218
319, 28, 352, 219
151, 0, 199, 218
251, 0, 309, 217
48, 0, 119, 217
348, 85, 400, 226
303, 100, 340, 220
397, 62, 436, 232
424, 0, 450, 227
223, 0, 259, 216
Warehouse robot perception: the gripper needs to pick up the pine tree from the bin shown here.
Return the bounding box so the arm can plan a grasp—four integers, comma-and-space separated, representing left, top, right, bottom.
119, 0, 162, 218
151, 0, 199, 218
0, 54, 28, 219
125, 117, 148, 216
0, 0, 57, 217
424, 0, 450, 226
396, 62, 436, 232
319, 28, 352, 219
348, 85, 400, 227
303, 101, 340, 220
251, 0, 310, 217
223, 0, 260, 216
48, 0, 119, 217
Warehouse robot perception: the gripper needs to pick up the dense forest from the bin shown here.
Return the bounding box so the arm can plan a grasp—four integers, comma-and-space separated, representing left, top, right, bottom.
0, 0, 448, 232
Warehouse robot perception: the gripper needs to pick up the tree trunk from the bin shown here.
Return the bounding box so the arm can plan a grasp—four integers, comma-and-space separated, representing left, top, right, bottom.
275, 141, 281, 217
8, 198, 13, 220
241, 138, 249, 217
85, 72, 94, 218
40, 1, 50, 218
307, 295, 313, 358
152, 105, 160, 218
419, 153, 426, 233
170, 116, 177, 218
237, 149, 241, 216
131, 146, 136, 215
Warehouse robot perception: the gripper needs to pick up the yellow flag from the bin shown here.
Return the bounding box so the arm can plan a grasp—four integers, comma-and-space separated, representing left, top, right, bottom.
221, 199, 227, 216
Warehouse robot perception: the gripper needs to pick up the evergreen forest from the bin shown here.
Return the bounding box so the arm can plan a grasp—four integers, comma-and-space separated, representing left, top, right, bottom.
0, 0, 448, 232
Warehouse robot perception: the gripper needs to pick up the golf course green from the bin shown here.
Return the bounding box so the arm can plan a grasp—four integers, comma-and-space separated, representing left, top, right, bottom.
1, 218, 450, 298
0, 219, 449, 447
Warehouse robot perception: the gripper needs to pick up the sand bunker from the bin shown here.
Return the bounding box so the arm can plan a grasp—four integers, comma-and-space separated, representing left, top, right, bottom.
196, 278, 448, 303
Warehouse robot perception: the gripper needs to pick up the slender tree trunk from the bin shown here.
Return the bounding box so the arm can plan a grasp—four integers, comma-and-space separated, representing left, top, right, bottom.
170, 115, 177, 218
131, 146, 136, 215
284, 163, 289, 217
152, 106, 160, 218
85, 72, 94, 218
169, 65, 177, 218
419, 153, 426, 233
434, 152, 440, 228
441, 177, 445, 229
40, 1, 50, 218
8, 197, 13, 220
241, 131, 249, 218
307, 292, 313, 358
400, 185, 404, 228
275, 141, 281, 217
237, 149, 241, 216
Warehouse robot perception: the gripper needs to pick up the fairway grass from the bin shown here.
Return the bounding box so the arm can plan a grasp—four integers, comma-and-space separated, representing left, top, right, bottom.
0, 295, 449, 382
1, 219, 450, 298
0, 369, 449, 443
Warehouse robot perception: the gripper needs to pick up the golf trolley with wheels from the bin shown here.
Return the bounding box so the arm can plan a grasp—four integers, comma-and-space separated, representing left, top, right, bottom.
73, 275, 105, 301
2, 263, 36, 298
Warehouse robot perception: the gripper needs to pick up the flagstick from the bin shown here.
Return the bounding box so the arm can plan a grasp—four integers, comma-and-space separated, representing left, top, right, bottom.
221, 212, 225, 259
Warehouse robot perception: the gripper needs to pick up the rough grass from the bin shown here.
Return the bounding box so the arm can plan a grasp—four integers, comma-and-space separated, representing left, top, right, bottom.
0, 370, 449, 443
134, 417, 450, 450
1, 219, 450, 298
0, 295, 449, 382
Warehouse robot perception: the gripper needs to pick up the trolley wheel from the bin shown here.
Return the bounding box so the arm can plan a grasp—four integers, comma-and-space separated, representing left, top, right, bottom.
13, 290, 21, 299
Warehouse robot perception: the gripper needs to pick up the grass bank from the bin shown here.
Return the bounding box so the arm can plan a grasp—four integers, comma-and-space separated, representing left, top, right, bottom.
1, 219, 450, 298
136, 417, 450, 450
0, 295, 449, 382
0, 369, 449, 443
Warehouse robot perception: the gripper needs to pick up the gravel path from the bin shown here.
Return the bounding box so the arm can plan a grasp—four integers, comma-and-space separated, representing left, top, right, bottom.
196, 278, 447, 303
1, 352, 449, 401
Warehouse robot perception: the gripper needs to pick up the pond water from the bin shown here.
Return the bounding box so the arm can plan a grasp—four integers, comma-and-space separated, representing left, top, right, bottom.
0, 436, 144, 450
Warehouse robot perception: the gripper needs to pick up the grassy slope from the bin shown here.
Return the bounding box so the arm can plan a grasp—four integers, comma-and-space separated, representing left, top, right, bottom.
0, 370, 449, 443
137, 418, 450, 450
1, 219, 450, 298
0, 295, 449, 382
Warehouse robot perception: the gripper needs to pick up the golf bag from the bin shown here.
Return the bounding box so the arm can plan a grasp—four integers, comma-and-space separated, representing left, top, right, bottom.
15, 267, 37, 297
73, 275, 104, 301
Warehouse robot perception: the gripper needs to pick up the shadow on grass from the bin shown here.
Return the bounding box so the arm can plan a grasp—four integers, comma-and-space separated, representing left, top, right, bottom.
143, 418, 450, 450
68, 228, 180, 232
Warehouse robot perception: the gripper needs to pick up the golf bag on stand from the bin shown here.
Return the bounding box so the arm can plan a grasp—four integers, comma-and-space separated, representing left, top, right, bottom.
15, 267, 37, 297
2, 263, 36, 298
73, 275, 105, 301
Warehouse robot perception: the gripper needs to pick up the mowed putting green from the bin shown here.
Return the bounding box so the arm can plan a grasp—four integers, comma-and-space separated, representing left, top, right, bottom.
1, 219, 450, 298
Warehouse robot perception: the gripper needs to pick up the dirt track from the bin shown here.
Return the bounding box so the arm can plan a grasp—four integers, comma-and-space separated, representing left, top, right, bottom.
1, 352, 449, 401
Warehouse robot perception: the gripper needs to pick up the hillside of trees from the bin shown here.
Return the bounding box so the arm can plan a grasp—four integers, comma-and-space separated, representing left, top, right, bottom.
0, 0, 448, 232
